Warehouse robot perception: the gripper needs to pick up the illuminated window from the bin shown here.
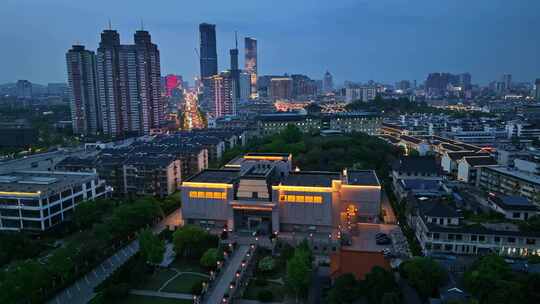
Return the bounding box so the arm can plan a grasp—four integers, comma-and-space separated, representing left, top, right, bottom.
189, 191, 197, 198
296, 196, 305, 203
205, 192, 214, 199
287, 195, 296, 202
313, 196, 323, 203
213, 192, 222, 199
279, 195, 287, 202
305, 196, 313, 203
221, 192, 227, 199
197, 191, 205, 198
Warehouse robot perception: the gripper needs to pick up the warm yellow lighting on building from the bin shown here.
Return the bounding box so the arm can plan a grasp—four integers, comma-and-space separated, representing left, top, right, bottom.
272, 185, 333, 192
0, 191, 41, 197
243, 155, 289, 161
183, 182, 233, 189
189, 191, 227, 200
279, 194, 323, 204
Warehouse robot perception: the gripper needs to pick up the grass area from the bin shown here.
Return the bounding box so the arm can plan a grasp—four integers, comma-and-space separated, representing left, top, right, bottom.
161, 273, 207, 294
117, 295, 192, 304
243, 281, 285, 302
137, 268, 178, 291
170, 257, 206, 273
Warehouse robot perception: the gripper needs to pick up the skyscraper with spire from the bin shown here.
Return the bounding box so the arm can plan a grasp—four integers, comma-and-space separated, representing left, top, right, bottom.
95, 26, 162, 137
66, 44, 100, 135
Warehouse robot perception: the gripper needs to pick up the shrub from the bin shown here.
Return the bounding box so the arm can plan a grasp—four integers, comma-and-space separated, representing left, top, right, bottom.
200, 248, 223, 269
258, 256, 276, 273
191, 281, 204, 295
254, 278, 268, 287
257, 290, 274, 302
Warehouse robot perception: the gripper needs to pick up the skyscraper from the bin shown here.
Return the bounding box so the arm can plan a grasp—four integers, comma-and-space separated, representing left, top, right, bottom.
16, 80, 32, 99
96, 28, 163, 137
270, 77, 293, 100
210, 71, 235, 118
534, 78, 540, 102
323, 71, 334, 93
229, 33, 241, 104
66, 45, 100, 135
502, 74, 512, 91
244, 37, 257, 98
199, 23, 218, 78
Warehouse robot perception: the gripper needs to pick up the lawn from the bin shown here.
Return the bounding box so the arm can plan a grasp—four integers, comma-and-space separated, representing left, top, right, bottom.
117, 295, 192, 304
161, 273, 208, 294
137, 268, 178, 291
170, 257, 206, 273
243, 280, 285, 302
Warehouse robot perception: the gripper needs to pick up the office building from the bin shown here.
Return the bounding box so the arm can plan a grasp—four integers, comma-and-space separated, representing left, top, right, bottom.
323, 71, 334, 93
66, 45, 100, 135
269, 77, 293, 100
181, 153, 381, 233
292, 74, 318, 97
345, 85, 377, 102
96, 29, 163, 137
244, 37, 257, 98
502, 74, 512, 91
459, 73, 472, 89
199, 23, 218, 78
229, 34, 241, 105
0, 171, 110, 232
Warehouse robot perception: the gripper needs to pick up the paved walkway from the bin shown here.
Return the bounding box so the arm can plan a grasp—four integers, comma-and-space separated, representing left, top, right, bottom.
130, 289, 193, 300
46, 209, 182, 304
204, 245, 250, 304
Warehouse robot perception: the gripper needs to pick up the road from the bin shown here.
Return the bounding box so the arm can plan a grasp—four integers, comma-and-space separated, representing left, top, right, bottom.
204, 245, 250, 304
182, 91, 205, 130
46, 209, 182, 304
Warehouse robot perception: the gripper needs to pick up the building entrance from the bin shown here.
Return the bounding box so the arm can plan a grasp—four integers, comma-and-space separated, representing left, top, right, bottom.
234, 209, 272, 235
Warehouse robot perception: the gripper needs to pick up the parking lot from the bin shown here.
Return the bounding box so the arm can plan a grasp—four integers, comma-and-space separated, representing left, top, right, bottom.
344, 223, 411, 257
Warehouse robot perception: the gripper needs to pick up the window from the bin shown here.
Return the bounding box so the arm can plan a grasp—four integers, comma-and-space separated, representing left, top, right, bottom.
433, 233, 440, 240
296, 196, 305, 203
305, 196, 313, 203
512, 212, 521, 218
205, 192, 214, 199
479, 236, 485, 242
494, 237, 501, 242
507, 237, 516, 243
197, 191, 205, 198
313, 196, 323, 203
189, 191, 197, 198
471, 235, 477, 241
287, 195, 296, 202
279, 195, 286, 202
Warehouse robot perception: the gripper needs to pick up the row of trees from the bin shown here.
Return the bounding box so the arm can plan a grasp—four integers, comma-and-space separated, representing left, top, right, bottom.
463, 255, 540, 304
285, 241, 314, 302
0, 197, 163, 304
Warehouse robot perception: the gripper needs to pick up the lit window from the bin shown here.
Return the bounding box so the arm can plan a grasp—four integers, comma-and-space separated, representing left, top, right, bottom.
189, 191, 197, 198
305, 196, 313, 203
221, 192, 227, 199
296, 196, 305, 203
197, 191, 205, 198
279, 195, 287, 202
313, 196, 323, 203
287, 195, 296, 202
213, 192, 222, 199
205, 192, 214, 199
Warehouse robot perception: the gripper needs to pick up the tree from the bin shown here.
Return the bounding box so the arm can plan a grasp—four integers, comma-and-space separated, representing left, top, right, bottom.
258, 256, 276, 273
364, 266, 398, 303
138, 228, 165, 265
381, 292, 401, 304
281, 124, 302, 144
286, 245, 313, 302
399, 257, 447, 299
326, 273, 360, 304
173, 225, 218, 259
200, 248, 223, 269
519, 214, 540, 233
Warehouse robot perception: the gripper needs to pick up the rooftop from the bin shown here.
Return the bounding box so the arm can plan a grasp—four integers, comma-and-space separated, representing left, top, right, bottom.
184, 169, 239, 184
488, 194, 538, 211
345, 170, 380, 186
484, 166, 540, 185
281, 171, 340, 187
462, 156, 498, 167
392, 156, 440, 175
0, 171, 96, 196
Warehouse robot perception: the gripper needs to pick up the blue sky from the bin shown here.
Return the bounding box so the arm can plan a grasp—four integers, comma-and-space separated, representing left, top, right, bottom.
1, 0, 539, 85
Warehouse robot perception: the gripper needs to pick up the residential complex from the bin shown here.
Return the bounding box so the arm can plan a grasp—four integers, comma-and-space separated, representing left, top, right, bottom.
0, 171, 110, 231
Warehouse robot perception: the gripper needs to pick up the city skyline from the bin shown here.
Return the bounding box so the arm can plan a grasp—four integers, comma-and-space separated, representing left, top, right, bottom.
1, 0, 540, 85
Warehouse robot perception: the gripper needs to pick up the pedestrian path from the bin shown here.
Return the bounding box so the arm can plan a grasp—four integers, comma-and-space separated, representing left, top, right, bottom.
130, 289, 193, 300
204, 245, 250, 304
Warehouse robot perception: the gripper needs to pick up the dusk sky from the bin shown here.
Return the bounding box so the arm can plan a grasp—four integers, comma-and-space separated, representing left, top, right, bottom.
1, 0, 539, 85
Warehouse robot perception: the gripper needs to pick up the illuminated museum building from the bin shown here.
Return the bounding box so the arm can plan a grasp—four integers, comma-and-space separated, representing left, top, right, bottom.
180, 153, 381, 233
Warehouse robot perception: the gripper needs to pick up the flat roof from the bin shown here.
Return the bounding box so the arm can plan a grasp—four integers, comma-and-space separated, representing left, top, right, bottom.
244, 152, 291, 158
282, 171, 340, 187
484, 166, 540, 185
346, 170, 380, 186
0, 171, 96, 196
184, 169, 239, 184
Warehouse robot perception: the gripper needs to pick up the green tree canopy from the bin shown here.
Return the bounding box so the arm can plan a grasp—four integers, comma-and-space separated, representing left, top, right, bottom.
286, 243, 313, 302
138, 228, 165, 265
172, 225, 218, 259
200, 248, 223, 269
399, 257, 447, 300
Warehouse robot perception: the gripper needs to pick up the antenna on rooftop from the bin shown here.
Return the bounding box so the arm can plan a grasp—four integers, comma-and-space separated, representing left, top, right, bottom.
235, 31, 238, 49
108, 19, 112, 30
140, 18, 144, 31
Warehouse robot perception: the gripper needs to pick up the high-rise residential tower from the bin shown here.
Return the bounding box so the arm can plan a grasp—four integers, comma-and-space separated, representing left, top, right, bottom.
199, 23, 218, 78
323, 71, 334, 93
535, 79, 540, 101
66, 45, 100, 135
244, 37, 257, 98
502, 74, 512, 91
96, 28, 163, 137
